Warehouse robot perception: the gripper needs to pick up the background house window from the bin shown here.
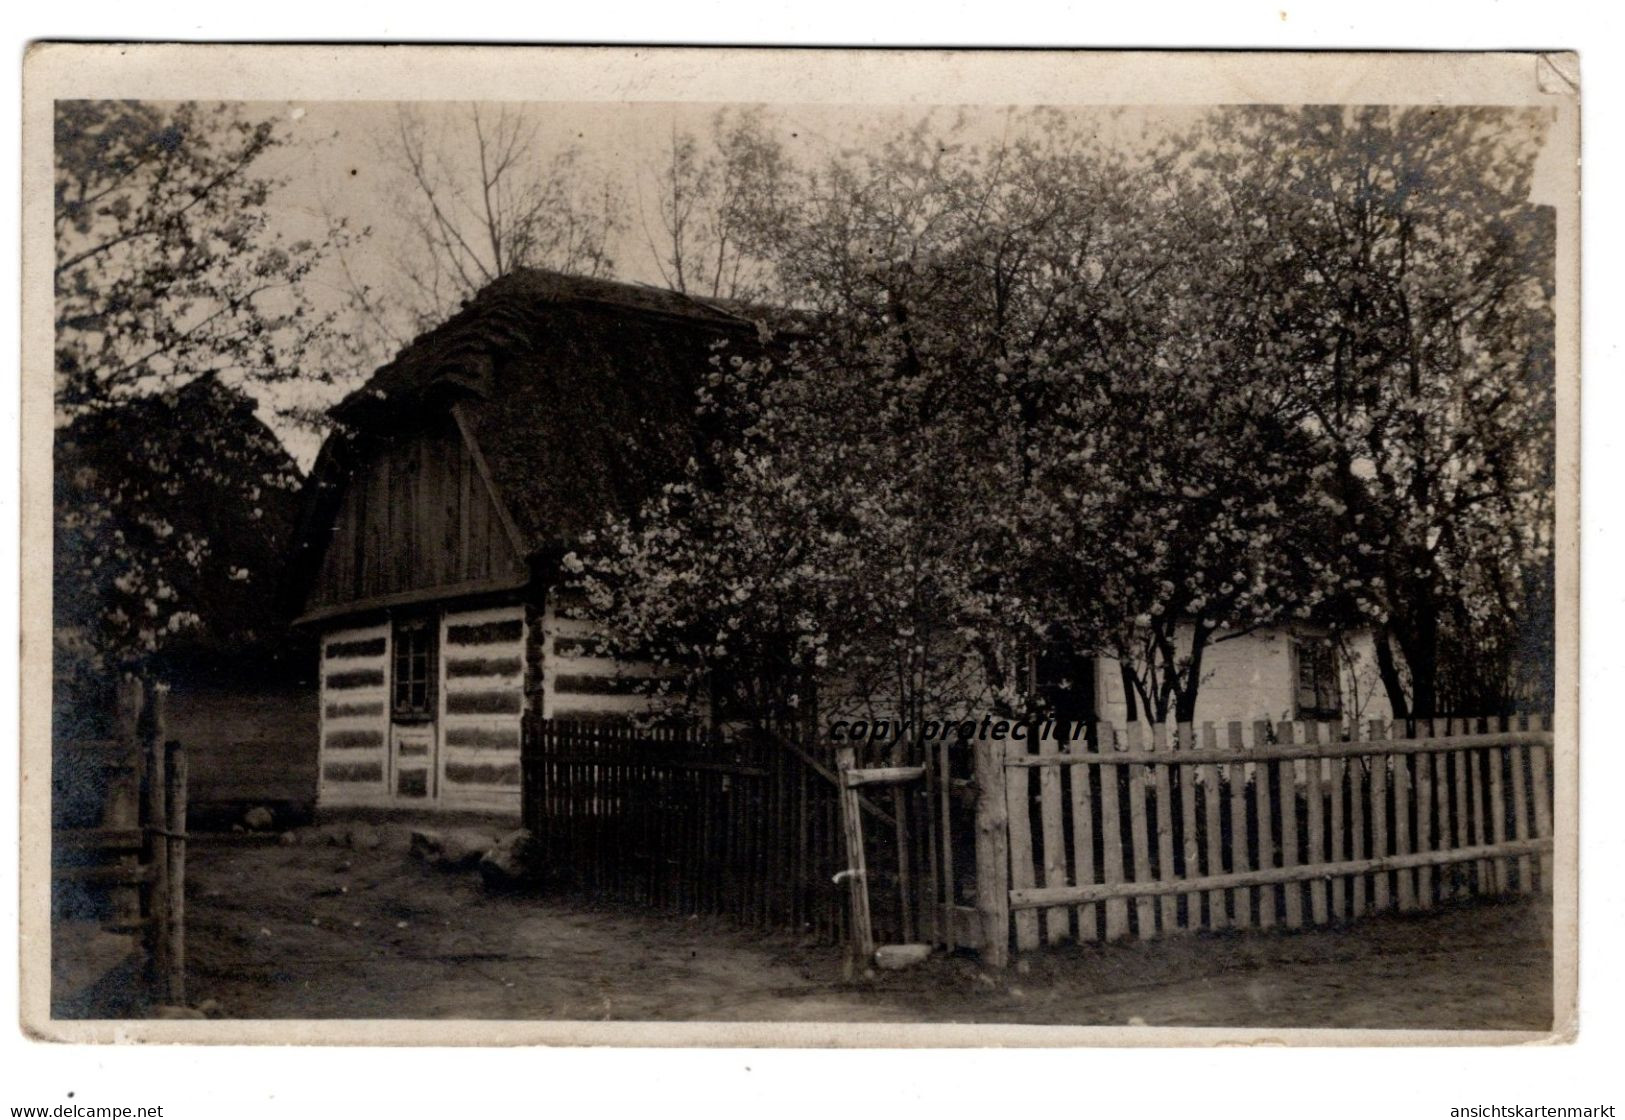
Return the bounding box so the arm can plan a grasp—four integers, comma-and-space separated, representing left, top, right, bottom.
1294, 638, 1342, 719
392, 617, 437, 719
1035, 646, 1097, 738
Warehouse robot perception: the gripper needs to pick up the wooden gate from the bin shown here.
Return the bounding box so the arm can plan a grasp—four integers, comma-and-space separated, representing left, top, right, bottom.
970, 716, 1555, 967
522, 717, 936, 943
832, 734, 986, 967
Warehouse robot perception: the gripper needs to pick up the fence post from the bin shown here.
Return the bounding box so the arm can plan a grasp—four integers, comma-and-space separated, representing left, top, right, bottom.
108, 678, 144, 927
834, 744, 875, 972
141, 682, 170, 996
163, 737, 187, 1006
1531, 717, 1554, 892
937, 736, 956, 951
973, 737, 1010, 969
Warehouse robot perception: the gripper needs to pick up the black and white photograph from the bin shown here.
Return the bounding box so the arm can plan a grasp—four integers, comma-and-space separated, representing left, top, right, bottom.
20, 45, 1579, 1048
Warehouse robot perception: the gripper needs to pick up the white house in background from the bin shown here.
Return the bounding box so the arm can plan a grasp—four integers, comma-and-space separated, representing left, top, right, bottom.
1085, 625, 1397, 732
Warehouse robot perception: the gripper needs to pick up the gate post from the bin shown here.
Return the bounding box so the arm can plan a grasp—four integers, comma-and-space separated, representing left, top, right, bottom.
108, 678, 144, 927
973, 737, 1011, 969
834, 744, 875, 973
163, 736, 187, 1005
141, 681, 170, 996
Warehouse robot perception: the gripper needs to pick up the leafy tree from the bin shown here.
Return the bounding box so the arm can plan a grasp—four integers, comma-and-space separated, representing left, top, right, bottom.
55, 101, 350, 419
572, 105, 1556, 733
575, 112, 1259, 735
569, 320, 1026, 741
54, 376, 305, 735
572, 114, 1073, 736
53, 100, 352, 713
1021, 139, 1348, 724
1195, 106, 1556, 718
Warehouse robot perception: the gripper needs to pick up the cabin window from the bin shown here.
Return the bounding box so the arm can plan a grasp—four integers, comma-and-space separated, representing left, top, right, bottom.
392, 616, 437, 719
1294, 638, 1342, 720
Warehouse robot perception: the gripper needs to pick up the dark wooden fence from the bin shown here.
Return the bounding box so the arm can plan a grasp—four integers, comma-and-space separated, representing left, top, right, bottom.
522, 716, 920, 943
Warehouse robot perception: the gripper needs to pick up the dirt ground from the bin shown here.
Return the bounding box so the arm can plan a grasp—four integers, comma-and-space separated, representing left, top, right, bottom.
185, 822, 1553, 1028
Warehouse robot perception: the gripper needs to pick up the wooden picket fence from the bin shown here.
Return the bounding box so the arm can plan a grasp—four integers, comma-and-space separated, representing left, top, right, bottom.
972, 716, 1555, 967
519, 712, 1555, 971
522, 716, 923, 944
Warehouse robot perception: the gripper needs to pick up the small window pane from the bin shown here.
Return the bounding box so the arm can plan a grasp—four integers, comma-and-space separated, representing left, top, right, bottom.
1296, 640, 1342, 719
392, 619, 437, 717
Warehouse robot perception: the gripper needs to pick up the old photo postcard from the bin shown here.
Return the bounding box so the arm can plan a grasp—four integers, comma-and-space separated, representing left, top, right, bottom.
19, 44, 1580, 1047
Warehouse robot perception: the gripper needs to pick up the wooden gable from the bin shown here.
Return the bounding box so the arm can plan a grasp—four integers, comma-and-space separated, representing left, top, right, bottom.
302, 410, 526, 621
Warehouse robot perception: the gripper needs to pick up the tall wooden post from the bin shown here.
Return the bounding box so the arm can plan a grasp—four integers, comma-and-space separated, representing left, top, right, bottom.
834, 744, 874, 973
887, 727, 915, 943
141, 681, 170, 993
108, 678, 144, 926
973, 737, 1010, 969
163, 736, 188, 1006
937, 736, 956, 951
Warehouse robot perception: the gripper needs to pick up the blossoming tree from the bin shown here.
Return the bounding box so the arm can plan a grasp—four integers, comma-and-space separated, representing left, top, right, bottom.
1194, 106, 1556, 719
54, 100, 353, 723
569, 105, 1557, 737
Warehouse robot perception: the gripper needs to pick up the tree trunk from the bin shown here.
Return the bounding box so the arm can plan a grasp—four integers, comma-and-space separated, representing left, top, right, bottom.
1403, 616, 1440, 721
1172, 625, 1211, 725
1118, 661, 1140, 724
1373, 627, 1411, 721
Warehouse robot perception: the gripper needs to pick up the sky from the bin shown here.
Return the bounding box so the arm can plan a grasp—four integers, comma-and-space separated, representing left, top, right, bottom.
234, 100, 1565, 468
244, 100, 1179, 464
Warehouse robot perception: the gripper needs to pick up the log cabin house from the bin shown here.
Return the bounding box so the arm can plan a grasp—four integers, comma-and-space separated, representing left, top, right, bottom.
286, 270, 761, 816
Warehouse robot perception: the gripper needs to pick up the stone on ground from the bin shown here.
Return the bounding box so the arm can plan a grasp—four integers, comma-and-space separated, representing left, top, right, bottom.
408, 829, 444, 861
478, 829, 536, 888
410, 828, 495, 870
873, 943, 933, 970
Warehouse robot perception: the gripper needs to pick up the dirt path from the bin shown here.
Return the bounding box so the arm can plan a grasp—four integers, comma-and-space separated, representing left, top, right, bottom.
186, 828, 1552, 1028
188, 828, 884, 1022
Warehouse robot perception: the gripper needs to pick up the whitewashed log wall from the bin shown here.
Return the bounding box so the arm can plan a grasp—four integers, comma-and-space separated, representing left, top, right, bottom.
317, 622, 392, 807
539, 599, 669, 722
315, 595, 673, 815
436, 604, 526, 813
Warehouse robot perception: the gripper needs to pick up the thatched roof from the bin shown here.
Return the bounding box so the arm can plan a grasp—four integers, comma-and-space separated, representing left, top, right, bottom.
287, 270, 767, 606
